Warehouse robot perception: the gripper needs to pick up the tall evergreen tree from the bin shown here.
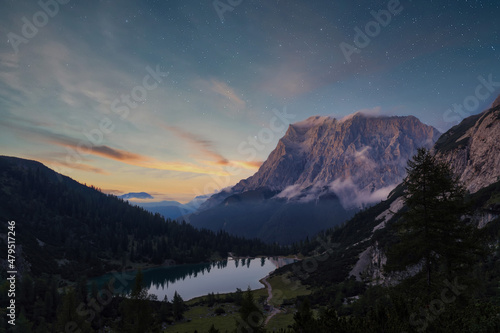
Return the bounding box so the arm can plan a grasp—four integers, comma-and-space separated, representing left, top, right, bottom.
208, 323, 220, 333
293, 297, 317, 332
119, 269, 152, 332
237, 287, 264, 333
172, 291, 186, 321
387, 148, 481, 296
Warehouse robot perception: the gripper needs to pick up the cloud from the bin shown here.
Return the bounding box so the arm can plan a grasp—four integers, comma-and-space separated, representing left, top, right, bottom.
354, 146, 370, 159
230, 160, 263, 170
275, 177, 396, 207
137, 160, 228, 176
37, 158, 109, 175
2, 120, 229, 176
329, 178, 396, 209
275, 182, 326, 203
164, 126, 263, 172
276, 184, 302, 200
101, 189, 123, 195
87, 145, 148, 163
165, 126, 229, 165
5, 122, 148, 164
259, 64, 316, 99
339, 107, 382, 122
193, 79, 246, 117
210, 79, 246, 110
353, 145, 377, 171
51, 139, 229, 176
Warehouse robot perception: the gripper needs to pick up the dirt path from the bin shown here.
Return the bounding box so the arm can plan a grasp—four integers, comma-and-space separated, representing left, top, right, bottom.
261, 276, 281, 326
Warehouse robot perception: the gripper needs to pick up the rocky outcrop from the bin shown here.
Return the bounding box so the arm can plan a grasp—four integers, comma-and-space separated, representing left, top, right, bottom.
349, 242, 388, 284
435, 97, 500, 193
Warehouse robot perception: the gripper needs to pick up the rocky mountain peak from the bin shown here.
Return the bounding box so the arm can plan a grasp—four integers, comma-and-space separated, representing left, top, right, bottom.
191, 112, 441, 243
233, 113, 440, 207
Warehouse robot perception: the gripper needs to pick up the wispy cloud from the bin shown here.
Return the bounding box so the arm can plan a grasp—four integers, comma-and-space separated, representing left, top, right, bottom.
329, 178, 397, 209
137, 160, 228, 176
259, 59, 317, 99
230, 160, 263, 170
1, 120, 229, 176
165, 125, 229, 165
193, 78, 246, 117
87, 145, 148, 163
165, 126, 263, 172
210, 79, 246, 109
38, 158, 109, 175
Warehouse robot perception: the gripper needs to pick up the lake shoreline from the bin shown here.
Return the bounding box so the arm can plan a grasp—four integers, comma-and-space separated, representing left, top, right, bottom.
91, 256, 298, 302
102, 253, 300, 276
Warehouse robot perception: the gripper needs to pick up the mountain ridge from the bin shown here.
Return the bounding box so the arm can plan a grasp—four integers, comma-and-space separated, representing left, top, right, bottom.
233, 113, 440, 195
188, 113, 440, 243
119, 192, 154, 200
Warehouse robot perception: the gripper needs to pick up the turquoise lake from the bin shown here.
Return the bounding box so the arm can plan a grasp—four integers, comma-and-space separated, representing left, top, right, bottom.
91, 257, 295, 301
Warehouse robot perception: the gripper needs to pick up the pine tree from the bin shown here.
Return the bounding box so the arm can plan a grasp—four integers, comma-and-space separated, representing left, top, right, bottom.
75, 276, 88, 303
316, 308, 349, 332
293, 298, 317, 332
234, 288, 244, 306
158, 295, 170, 325
387, 148, 481, 297
119, 269, 152, 332
208, 324, 220, 333
172, 291, 186, 321
237, 287, 264, 333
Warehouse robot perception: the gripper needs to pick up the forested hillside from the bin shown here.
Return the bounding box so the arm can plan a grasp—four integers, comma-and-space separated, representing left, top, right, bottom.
0, 156, 285, 281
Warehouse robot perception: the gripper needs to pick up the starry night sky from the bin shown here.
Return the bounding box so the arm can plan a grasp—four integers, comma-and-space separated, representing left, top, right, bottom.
0, 0, 499, 202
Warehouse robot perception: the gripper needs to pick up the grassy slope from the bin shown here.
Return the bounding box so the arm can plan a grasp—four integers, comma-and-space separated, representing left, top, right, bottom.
164, 272, 310, 332
164, 304, 241, 332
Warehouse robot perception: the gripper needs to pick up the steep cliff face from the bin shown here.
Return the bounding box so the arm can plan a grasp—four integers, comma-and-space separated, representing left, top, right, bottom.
233, 113, 440, 205
435, 98, 500, 193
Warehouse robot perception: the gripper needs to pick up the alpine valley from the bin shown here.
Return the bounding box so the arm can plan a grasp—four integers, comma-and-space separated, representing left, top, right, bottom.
2, 1, 500, 331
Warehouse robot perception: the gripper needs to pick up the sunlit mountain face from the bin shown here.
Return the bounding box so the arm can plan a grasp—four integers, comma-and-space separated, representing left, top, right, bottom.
187, 112, 440, 243
1, 0, 499, 204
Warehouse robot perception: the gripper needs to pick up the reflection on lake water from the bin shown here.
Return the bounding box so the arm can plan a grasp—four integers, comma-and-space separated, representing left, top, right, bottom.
92, 257, 295, 301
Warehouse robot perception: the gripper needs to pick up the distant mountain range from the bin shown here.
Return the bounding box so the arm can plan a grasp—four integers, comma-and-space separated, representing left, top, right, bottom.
187, 113, 440, 243
120, 194, 212, 219
119, 192, 154, 199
